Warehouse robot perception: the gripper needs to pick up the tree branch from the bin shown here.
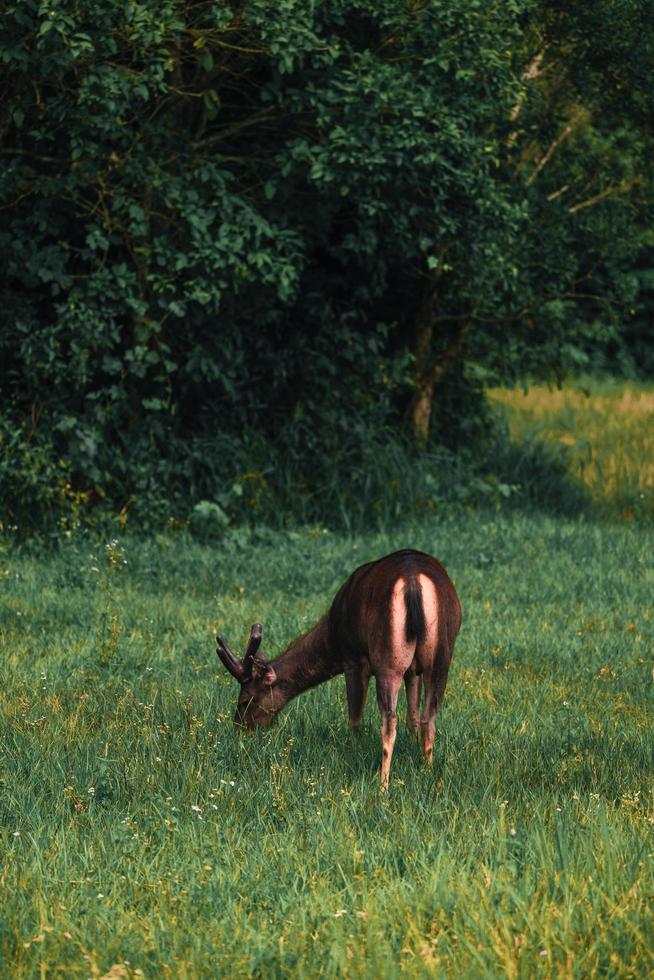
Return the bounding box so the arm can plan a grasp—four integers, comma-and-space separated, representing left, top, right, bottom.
527, 108, 584, 185
546, 183, 570, 202
0, 148, 67, 164
506, 48, 546, 148
191, 108, 277, 148
568, 179, 638, 213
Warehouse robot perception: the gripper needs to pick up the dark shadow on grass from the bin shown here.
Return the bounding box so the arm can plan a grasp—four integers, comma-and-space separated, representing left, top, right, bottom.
483, 431, 595, 519
250, 706, 653, 806
286, 712, 435, 783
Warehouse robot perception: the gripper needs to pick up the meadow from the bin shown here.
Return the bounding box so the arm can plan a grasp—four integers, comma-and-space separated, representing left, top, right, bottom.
1, 384, 653, 978
489, 380, 654, 522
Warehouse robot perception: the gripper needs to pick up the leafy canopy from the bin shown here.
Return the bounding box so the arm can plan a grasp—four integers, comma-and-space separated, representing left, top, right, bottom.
1, 0, 652, 526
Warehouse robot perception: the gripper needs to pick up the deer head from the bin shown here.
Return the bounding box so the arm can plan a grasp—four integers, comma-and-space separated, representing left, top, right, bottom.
216, 624, 280, 728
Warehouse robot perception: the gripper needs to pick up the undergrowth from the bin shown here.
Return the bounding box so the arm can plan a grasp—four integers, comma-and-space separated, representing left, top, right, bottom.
4, 379, 653, 539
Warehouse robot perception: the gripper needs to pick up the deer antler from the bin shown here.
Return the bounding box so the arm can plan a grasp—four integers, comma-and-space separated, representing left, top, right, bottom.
216, 624, 263, 681
216, 634, 245, 680
242, 623, 263, 672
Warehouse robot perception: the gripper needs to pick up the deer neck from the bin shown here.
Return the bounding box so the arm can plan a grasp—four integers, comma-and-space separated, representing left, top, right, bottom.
272, 618, 339, 704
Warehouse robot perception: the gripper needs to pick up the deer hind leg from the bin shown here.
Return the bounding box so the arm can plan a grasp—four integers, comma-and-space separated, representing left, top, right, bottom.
405, 671, 421, 736
420, 668, 449, 766
375, 672, 403, 791
345, 661, 371, 728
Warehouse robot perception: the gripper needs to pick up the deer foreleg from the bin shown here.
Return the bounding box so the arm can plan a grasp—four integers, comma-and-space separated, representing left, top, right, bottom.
345, 662, 371, 728
376, 672, 403, 791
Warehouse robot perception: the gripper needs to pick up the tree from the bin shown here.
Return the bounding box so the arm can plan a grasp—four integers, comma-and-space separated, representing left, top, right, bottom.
1, 0, 652, 522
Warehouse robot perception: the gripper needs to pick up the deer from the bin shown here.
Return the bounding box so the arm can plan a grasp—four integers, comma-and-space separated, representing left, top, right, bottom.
215, 549, 461, 790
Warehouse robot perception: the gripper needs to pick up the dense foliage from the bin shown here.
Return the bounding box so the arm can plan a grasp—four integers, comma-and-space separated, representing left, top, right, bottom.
1, 0, 652, 528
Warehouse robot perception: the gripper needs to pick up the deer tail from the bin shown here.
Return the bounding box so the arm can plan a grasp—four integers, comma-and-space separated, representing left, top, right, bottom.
404, 578, 426, 642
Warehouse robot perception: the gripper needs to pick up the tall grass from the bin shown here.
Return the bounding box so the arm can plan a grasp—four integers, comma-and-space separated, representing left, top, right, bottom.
489, 380, 654, 521
189, 428, 490, 534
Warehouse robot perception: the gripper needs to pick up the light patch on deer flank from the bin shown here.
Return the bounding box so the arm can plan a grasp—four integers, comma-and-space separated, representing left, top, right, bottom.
388, 579, 413, 672
387, 574, 439, 674
417, 573, 439, 653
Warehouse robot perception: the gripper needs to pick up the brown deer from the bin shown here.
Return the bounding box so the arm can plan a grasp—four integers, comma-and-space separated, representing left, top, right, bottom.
215, 549, 461, 789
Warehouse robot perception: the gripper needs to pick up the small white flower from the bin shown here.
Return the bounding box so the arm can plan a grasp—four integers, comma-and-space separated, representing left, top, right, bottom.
88, 787, 96, 796
191, 804, 202, 812
13, 831, 20, 837
510, 828, 517, 837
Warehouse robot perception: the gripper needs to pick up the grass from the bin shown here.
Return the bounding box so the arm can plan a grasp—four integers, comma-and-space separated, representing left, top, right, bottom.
488, 379, 654, 522
1, 383, 653, 978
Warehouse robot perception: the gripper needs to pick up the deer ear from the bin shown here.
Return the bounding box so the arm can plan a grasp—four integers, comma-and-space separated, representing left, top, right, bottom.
251, 656, 276, 686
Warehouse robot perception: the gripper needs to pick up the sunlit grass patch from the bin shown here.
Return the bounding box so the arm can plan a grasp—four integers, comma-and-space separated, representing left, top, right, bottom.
488, 381, 654, 520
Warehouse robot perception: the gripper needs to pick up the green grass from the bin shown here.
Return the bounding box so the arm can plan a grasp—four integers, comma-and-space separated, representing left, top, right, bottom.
1, 514, 653, 978
2, 381, 654, 977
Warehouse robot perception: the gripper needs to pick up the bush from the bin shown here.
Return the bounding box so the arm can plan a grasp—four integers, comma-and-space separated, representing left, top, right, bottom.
0, 413, 85, 535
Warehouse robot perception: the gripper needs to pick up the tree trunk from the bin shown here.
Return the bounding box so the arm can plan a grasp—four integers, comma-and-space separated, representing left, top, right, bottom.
408, 269, 470, 447
409, 269, 439, 447
411, 383, 436, 447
